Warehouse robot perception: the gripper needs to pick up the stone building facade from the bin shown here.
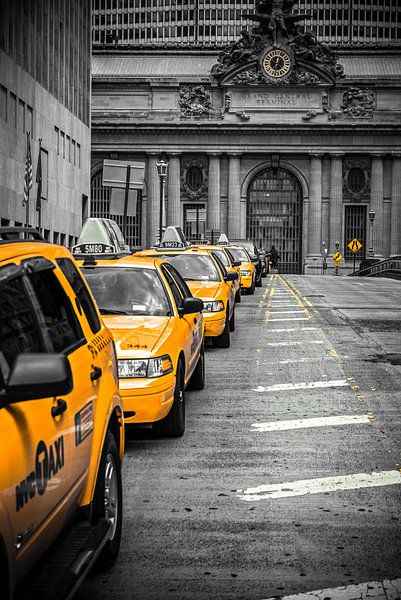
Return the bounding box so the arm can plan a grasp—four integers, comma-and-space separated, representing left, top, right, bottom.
0, 0, 91, 245
91, 2, 401, 273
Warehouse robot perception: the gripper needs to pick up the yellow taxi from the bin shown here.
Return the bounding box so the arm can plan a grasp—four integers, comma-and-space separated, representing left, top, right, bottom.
74, 219, 205, 437
136, 227, 238, 348
0, 226, 124, 600
191, 243, 242, 304
224, 245, 256, 295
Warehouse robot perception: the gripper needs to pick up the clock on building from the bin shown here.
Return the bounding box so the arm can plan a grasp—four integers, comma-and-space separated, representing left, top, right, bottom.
261, 48, 292, 79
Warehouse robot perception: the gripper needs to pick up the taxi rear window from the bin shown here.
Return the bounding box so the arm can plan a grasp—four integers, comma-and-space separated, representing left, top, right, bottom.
156, 254, 220, 282
81, 267, 172, 317
227, 248, 248, 262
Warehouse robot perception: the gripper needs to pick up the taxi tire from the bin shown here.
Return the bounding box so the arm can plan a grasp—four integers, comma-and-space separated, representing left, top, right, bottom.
92, 431, 123, 570
155, 360, 185, 437
235, 289, 241, 304
248, 278, 256, 295
188, 344, 205, 390
213, 313, 230, 348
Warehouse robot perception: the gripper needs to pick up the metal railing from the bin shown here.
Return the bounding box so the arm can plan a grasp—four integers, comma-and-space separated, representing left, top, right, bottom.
349, 256, 401, 278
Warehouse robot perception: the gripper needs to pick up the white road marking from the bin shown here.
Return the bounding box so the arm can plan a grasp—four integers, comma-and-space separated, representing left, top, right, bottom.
264, 356, 349, 365
267, 327, 319, 333
252, 414, 370, 432
252, 379, 348, 392
262, 578, 401, 600
238, 470, 401, 502
264, 340, 324, 347
269, 317, 309, 322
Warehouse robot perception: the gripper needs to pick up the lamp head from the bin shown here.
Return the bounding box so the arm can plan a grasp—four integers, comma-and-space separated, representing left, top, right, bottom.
369, 208, 375, 222
156, 159, 168, 178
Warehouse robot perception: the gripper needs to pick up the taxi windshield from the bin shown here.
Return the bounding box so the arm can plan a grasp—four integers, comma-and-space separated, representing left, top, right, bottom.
227, 247, 248, 262
157, 254, 220, 282
82, 267, 171, 316
213, 248, 230, 267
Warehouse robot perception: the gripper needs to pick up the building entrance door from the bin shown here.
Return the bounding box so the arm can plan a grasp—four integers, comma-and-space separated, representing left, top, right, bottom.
247, 167, 303, 274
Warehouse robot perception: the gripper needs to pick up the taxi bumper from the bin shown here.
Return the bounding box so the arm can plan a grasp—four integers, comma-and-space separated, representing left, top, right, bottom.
240, 275, 253, 289
203, 311, 226, 337
119, 374, 176, 424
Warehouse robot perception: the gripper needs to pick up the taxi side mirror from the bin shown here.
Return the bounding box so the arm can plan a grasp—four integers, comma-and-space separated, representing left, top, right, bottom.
0, 354, 73, 404
232, 260, 241, 267
179, 297, 204, 317
225, 271, 238, 282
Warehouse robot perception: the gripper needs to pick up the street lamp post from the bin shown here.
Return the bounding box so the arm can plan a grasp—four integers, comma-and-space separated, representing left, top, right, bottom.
368, 208, 375, 257
156, 158, 168, 244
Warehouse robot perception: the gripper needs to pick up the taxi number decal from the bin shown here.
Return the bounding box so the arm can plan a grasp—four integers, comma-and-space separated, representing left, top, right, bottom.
73, 243, 114, 254
74, 401, 94, 446
159, 241, 185, 248
15, 436, 65, 512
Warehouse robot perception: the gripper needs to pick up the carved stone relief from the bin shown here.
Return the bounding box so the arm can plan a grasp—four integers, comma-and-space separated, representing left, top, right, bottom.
341, 88, 376, 118
181, 158, 208, 200
179, 86, 211, 116
343, 158, 371, 201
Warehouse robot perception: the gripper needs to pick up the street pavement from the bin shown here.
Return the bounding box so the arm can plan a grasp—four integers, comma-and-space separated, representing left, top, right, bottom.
76, 273, 401, 600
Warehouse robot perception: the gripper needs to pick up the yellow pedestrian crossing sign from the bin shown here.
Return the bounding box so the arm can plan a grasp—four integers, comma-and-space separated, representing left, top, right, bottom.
347, 238, 363, 253
332, 251, 343, 262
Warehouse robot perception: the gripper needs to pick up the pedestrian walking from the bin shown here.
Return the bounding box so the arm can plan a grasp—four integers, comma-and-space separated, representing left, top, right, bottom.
268, 245, 280, 270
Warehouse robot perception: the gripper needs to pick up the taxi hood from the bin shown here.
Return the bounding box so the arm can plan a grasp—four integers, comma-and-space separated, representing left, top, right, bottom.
186, 281, 222, 300
102, 315, 170, 357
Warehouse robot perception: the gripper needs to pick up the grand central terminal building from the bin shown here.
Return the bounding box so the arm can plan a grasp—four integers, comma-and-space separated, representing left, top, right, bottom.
91, 1, 401, 273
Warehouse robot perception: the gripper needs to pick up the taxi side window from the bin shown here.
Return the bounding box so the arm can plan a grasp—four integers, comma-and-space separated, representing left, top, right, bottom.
28, 269, 84, 353
0, 276, 44, 386
161, 266, 183, 310
57, 258, 101, 334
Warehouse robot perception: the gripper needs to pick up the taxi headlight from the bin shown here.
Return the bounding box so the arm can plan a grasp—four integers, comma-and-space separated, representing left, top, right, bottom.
118, 355, 173, 379
202, 300, 225, 312
240, 269, 251, 276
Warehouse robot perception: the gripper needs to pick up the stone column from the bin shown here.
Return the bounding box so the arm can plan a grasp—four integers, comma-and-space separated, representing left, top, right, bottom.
305, 153, 323, 273
207, 153, 221, 235
167, 153, 181, 228
370, 153, 385, 258
227, 153, 242, 240
147, 153, 160, 246
328, 153, 344, 254
390, 153, 401, 256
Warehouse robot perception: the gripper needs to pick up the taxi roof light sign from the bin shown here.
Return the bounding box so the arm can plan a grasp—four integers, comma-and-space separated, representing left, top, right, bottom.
157, 226, 189, 250
72, 218, 131, 258
217, 233, 230, 245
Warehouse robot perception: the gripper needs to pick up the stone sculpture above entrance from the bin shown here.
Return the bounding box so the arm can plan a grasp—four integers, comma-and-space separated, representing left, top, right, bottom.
211, 0, 344, 85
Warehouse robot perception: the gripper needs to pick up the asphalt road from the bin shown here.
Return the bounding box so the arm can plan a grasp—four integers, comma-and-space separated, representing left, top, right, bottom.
77, 273, 401, 600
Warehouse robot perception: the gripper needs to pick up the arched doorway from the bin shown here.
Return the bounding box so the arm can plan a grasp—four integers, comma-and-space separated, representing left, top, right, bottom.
90, 169, 142, 248
247, 167, 303, 274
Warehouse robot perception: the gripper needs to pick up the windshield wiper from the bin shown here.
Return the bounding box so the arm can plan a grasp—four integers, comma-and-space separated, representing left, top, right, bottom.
99, 308, 130, 315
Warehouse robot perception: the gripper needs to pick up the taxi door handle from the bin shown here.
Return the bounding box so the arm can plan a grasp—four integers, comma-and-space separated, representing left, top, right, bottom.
90, 366, 103, 382
51, 399, 67, 418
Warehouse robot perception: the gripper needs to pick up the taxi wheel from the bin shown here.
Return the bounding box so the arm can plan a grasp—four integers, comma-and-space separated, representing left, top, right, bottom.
155, 361, 185, 437
188, 344, 205, 390
235, 289, 241, 304
213, 313, 230, 348
248, 278, 256, 295
229, 308, 235, 332
92, 431, 123, 569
